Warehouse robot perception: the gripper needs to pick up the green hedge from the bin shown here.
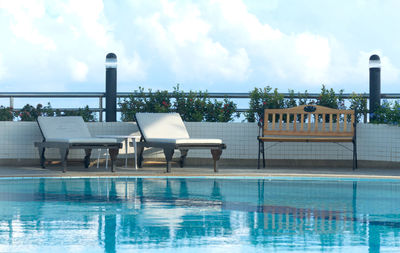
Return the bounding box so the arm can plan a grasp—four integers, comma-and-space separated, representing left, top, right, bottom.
3, 84, 399, 125
0, 103, 96, 122
118, 85, 239, 122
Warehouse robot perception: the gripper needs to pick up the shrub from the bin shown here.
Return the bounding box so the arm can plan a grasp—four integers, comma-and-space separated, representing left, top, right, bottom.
118, 87, 171, 121
17, 103, 52, 121
16, 103, 95, 122
54, 106, 96, 122
0, 106, 13, 121
316, 85, 344, 109
119, 85, 238, 122
204, 98, 239, 122
349, 93, 368, 123
245, 87, 285, 122
172, 85, 207, 122
370, 100, 400, 125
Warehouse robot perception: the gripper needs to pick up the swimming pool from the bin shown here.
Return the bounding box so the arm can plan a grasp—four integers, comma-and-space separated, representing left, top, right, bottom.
0, 177, 400, 252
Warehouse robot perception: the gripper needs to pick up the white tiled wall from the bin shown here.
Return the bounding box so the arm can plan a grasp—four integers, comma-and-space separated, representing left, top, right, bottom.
0, 121, 398, 163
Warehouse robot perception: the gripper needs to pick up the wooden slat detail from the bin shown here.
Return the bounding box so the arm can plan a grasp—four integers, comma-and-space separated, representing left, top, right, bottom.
350, 114, 355, 133
293, 114, 297, 131
343, 114, 347, 132
272, 113, 276, 130
264, 111, 269, 130
314, 114, 318, 132
329, 114, 333, 132
300, 114, 304, 131
266, 105, 352, 115
336, 113, 340, 132
279, 113, 283, 130
286, 113, 290, 130
322, 114, 326, 131
307, 113, 311, 131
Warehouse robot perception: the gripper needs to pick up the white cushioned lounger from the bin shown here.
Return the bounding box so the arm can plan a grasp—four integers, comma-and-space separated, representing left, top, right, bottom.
34, 116, 122, 172
135, 113, 226, 172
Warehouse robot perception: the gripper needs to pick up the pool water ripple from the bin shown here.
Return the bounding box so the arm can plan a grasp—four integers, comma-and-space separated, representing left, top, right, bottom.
0, 177, 400, 252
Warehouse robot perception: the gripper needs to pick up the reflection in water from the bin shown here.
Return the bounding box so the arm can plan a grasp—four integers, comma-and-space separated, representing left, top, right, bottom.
0, 178, 400, 252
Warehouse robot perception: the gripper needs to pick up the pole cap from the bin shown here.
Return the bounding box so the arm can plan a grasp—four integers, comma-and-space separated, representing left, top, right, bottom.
369, 54, 381, 69
105, 53, 117, 69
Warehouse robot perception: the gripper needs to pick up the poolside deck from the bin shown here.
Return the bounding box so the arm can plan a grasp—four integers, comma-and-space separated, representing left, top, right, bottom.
1, 162, 400, 180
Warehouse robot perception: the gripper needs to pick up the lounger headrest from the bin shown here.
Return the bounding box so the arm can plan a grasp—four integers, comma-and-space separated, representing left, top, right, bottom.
37, 116, 92, 140
135, 113, 190, 140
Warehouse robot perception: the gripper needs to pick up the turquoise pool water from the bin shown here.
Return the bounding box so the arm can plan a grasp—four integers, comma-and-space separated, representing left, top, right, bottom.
0, 177, 400, 252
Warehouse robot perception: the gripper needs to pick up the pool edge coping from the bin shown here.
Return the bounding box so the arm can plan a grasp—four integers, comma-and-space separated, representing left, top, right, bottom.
1, 173, 400, 182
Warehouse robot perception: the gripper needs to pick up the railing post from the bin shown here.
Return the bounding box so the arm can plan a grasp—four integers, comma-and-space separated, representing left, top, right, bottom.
369, 54, 381, 121
105, 53, 117, 122
99, 96, 103, 122
9, 97, 14, 109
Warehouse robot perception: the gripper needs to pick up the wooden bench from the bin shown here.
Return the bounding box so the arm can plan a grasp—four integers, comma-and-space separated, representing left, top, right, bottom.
257, 105, 357, 170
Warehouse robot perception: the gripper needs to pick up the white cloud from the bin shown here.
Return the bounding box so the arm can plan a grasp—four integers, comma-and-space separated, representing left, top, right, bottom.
294, 33, 331, 83
68, 58, 88, 82
211, 0, 282, 42
133, 0, 251, 83
0, 0, 399, 94
1, 0, 57, 50
62, 0, 109, 48
119, 52, 147, 81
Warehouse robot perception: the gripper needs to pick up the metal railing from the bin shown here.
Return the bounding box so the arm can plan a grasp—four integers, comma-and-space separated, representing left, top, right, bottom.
2, 92, 400, 121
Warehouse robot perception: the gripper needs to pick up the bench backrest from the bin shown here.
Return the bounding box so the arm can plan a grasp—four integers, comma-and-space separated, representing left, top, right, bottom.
262, 105, 355, 137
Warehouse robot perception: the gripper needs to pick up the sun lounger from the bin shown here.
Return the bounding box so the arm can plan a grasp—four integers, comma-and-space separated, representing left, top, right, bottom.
34, 116, 122, 172
135, 112, 226, 173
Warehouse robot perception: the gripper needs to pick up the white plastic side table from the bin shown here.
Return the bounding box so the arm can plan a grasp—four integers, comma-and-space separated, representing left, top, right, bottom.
96, 135, 141, 170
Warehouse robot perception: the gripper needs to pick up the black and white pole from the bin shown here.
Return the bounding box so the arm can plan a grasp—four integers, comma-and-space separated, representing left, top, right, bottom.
369, 54, 381, 121
105, 53, 117, 122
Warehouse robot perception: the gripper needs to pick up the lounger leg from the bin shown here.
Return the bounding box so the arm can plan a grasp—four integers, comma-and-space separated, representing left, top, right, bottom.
84, 149, 92, 168
179, 149, 188, 168
163, 148, 175, 173
108, 148, 119, 173
137, 146, 144, 168
59, 148, 69, 173
38, 147, 46, 168
211, 148, 222, 173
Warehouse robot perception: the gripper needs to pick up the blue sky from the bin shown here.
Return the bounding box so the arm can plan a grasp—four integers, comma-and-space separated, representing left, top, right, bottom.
0, 0, 399, 97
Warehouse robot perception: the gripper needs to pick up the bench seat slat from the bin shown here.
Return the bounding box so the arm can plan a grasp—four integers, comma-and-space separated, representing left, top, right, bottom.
258, 136, 353, 142
263, 130, 353, 137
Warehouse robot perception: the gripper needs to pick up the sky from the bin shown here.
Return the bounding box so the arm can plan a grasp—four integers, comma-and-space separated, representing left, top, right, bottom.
0, 0, 399, 98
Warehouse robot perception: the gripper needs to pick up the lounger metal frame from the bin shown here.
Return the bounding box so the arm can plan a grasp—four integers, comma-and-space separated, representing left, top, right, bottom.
34, 118, 122, 173
135, 114, 226, 173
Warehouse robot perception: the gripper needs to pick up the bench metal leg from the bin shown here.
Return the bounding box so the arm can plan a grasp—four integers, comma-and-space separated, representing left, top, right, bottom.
59, 148, 69, 173
108, 148, 119, 172
262, 142, 265, 168
353, 139, 357, 170
179, 149, 188, 168
84, 149, 92, 168
211, 148, 222, 173
163, 147, 175, 173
